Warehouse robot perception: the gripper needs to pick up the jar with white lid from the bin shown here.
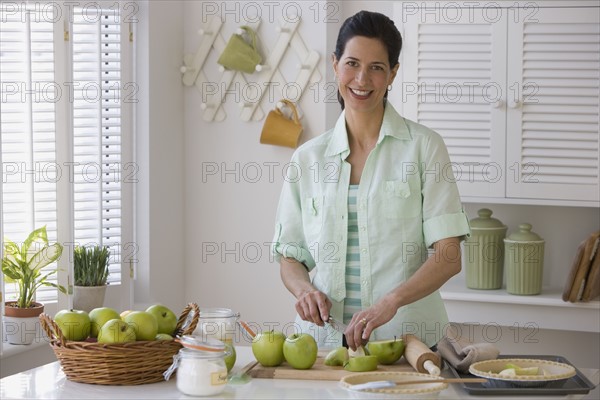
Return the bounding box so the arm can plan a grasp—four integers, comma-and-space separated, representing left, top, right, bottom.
164, 337, 229, 397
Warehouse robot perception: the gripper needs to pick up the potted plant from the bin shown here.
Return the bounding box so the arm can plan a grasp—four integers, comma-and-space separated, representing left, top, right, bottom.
72, 245, 110, 312
2, 226, 66, 344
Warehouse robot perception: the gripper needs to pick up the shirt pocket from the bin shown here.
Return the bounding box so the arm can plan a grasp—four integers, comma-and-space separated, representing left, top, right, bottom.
302, 196, 324, 241
382, 180, 421, 219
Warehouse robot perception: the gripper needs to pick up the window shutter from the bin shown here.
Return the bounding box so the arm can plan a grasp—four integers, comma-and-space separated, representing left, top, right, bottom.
71, 7, 122, 285
0, 5, 59, 304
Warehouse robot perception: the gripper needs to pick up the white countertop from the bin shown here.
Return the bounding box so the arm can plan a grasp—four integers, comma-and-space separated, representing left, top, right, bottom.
1, 346, 598, 399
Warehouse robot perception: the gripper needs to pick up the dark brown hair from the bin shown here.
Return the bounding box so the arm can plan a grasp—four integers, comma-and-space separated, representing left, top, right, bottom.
333, 10, 403, 109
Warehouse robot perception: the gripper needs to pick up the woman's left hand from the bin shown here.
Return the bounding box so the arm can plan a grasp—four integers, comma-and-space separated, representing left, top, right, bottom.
344, 295, 398, 351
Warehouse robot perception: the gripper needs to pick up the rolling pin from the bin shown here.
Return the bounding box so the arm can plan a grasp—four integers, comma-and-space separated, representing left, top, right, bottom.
402, 334, 441, 376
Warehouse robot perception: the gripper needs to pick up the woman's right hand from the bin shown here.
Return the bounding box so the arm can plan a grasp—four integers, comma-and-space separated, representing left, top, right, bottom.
295, 289, 332, 327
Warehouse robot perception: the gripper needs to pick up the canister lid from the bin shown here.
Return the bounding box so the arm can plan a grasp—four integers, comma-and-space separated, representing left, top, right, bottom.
506, 223, 544, 242
470, 208, 507, 229
177, 336, 226, 353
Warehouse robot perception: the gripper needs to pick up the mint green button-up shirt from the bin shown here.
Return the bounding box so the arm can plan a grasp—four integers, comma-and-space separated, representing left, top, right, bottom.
272, 103, 470, 348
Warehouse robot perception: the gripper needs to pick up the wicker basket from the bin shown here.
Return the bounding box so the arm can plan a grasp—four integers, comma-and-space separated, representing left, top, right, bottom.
39, 303, 199, 385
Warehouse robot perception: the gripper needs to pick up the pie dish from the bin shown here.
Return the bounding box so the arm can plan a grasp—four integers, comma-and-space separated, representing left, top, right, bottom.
340, 371, 448, 395
469, 358, 576, 388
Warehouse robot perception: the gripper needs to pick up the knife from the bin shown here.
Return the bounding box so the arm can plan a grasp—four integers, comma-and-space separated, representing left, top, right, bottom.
327, 317, 348, 334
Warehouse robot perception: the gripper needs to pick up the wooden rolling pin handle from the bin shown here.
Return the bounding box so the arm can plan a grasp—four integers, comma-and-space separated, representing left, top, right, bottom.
423, 360, 441, 376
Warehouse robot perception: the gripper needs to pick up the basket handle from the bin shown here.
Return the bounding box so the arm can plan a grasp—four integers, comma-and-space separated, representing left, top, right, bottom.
39, 313, 67, 347
174, 302, 200, 337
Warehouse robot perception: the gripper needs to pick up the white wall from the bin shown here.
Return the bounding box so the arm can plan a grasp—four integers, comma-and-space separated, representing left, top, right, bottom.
134, 1, 186, 312
182, 1, 335, 336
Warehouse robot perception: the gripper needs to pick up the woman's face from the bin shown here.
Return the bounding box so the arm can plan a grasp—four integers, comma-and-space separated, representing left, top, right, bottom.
333, 36, 398, 114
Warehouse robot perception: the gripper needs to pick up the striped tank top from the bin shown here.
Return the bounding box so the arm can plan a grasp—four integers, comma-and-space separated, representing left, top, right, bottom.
344, 185, 362, 324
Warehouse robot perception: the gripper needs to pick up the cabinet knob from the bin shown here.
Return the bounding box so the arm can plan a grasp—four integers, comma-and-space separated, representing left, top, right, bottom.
492, 100, 504, 109
508, 100, 521, 109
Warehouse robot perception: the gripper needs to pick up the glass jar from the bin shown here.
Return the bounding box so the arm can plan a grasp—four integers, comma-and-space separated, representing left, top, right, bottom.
463, 208, 508, 289
165, 337, 229, 397
504, 223, 545, 295
194, 308, 240, 345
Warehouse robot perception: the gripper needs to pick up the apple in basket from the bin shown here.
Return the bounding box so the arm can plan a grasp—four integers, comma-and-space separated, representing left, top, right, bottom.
98, 319, 136, 344
123, 311, 159, 341
146, 304, 178, 335
54, 309, 91, 341
89, 307, 121, 338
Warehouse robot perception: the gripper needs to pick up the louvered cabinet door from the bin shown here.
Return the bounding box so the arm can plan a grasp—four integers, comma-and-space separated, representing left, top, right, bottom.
506, 7, 600, 202
398, 4, 508, 198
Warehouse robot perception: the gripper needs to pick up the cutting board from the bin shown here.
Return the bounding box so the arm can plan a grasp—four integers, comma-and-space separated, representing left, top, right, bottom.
246, 351, 415, 380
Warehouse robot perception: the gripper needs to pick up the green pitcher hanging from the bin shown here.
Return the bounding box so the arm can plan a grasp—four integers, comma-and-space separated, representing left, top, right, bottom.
217, 26, 262, 74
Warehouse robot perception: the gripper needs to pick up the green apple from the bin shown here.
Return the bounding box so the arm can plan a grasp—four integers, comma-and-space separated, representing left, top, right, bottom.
344, 355, 379, 372
251, 330, 286, 367
98, 318, 136, 344
123, 311, 158, 341
155, 333, 174, 341
120, 310, 133, 319
54, 309, 90, 341
366, 338, 405, 365
283, 333, 318, 370
224, 342, 236, 372
146, 304, 178, 335
88, 307, 121, 338
324, 346, 349, 366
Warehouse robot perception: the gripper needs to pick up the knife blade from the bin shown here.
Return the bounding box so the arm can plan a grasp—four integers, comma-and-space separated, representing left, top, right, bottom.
327, 317, 348, 334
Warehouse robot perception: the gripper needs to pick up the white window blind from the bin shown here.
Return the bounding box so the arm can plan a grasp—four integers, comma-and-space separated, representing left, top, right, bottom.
71, 7, 123, 285
1, 5, 59, 304
1, 2, 132, 305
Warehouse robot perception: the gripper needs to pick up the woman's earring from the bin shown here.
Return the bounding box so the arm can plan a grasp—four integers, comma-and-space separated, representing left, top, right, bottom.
387, 84, 393, 92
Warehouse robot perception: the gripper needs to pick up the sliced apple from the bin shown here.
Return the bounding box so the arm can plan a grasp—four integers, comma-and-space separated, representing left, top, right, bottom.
344, 355, 378, 372
324, 346, 349, 366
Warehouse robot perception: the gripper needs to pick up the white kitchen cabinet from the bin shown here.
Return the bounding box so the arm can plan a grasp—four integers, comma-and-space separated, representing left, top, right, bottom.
392, 1, 600, 206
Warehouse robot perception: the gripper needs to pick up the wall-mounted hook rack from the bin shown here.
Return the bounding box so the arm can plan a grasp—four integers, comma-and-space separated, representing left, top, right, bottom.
182, 16, 321, 122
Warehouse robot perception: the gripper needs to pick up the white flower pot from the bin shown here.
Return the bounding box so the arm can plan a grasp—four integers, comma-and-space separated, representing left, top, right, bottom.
73, 285, 107, 312
3, 302, 45, 345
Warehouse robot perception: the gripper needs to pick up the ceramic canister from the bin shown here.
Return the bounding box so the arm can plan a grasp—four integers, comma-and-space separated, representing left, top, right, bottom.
463, 208, 508, 289
504, 223, 545, 295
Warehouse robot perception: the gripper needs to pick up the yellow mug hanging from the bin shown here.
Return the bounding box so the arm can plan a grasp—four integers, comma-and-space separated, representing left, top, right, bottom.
260, 99, 303, 149
217, 26, 262, 74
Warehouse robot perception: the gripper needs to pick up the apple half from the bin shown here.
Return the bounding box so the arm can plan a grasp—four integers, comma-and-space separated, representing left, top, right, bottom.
366, 338, 405, 365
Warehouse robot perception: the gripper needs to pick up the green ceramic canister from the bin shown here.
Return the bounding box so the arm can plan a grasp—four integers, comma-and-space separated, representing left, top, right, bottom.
464, 208, 508, 289
504, 223, 545, 295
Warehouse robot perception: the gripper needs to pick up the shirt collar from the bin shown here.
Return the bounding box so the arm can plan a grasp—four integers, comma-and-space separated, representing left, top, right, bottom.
324, 102, 412, 157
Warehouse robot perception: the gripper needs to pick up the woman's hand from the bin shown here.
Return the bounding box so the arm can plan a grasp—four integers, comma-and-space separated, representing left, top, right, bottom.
344, 295, 398, 351
280, 257, 331, 326
295, 289, 332, 326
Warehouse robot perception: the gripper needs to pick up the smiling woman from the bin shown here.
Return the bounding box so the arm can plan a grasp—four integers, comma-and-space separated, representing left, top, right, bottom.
272, 10, 470, 352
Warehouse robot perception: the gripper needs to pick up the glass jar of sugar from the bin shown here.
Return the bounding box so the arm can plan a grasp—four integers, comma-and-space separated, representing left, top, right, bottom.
164, 337, 229, 397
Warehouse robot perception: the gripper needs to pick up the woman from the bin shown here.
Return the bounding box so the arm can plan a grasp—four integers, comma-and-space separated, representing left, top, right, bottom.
271, 10, 470, 351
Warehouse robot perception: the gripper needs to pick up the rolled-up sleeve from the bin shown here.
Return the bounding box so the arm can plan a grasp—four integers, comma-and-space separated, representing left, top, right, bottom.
420, 131, 471, 248
271, 159, 316, 270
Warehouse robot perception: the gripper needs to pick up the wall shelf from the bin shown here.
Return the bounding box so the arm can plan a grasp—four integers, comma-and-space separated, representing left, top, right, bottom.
441, 275, 600, 333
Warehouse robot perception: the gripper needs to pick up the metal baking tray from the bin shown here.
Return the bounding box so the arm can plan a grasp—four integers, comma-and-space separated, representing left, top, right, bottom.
446, 355, 596, 396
